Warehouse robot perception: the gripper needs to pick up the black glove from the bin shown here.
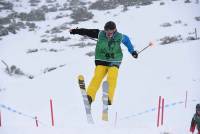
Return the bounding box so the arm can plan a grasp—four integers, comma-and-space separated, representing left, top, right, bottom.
69, 27, 79, 34
131, 51, 138, 58
69, 29, 77, 34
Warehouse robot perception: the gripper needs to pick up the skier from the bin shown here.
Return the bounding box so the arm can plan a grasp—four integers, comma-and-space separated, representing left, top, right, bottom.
190, 104, 200, 134
70, 21, 138, 105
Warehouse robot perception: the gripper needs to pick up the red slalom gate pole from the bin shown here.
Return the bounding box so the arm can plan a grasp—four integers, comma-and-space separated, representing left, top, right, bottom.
161, 98, 165, 125
50, 99, 55, 127
35, 116, 38, 127
185, 90, 188, 108
157, 96, 161, 127
0, 111, 2, 127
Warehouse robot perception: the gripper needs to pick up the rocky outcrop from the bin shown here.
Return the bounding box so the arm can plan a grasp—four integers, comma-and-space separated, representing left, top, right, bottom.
18, 9, 45, 21
0, 1, 13, 11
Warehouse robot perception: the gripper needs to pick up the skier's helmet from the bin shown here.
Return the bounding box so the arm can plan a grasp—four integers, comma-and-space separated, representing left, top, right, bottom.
104, 21, 116, 31
196, 104, 200, 111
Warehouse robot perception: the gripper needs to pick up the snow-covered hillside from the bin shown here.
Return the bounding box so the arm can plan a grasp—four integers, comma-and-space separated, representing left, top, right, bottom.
0, 0, 200, 134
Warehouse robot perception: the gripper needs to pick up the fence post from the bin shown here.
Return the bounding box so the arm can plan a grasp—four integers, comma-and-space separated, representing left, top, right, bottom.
161, 98, 165, 125
185, 90, 188, 108
35, 116, 38, 127
157, 96, 161, 127
50, 99, 55, 127
195, 28, 198, 40
0, 111, 2, 127
114, 112, 118, 128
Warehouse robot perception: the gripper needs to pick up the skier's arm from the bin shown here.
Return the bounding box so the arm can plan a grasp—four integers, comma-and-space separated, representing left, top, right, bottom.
122, 34, 134, 53
70, 28, 100, 39
190, 116, 196, 133
122, 34, 138, 58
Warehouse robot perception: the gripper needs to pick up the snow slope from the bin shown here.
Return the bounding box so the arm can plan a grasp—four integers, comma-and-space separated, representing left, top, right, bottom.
0, 0, 200, 134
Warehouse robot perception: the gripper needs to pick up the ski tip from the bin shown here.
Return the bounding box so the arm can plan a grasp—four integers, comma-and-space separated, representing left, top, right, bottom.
78, 75, 84, 80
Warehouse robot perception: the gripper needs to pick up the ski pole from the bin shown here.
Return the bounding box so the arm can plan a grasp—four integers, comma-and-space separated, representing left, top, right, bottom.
138, 42, 154, 54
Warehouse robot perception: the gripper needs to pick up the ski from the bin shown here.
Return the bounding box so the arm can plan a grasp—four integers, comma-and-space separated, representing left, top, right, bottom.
78, 75, 94, 124
102, 81, 109, 121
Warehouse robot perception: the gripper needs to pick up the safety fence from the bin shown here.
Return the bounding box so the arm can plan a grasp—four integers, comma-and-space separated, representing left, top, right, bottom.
0, 96, 199, 127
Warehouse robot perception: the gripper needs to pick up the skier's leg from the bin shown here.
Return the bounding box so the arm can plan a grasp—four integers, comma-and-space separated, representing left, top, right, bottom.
107, 66, 119, 105
87, 65, 107, 102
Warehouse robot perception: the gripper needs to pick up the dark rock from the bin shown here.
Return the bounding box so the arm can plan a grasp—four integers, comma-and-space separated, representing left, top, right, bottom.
51, 36, 70, 42
29, 0, 41, 3
48, 6, 58, 12
160, 22, 172, 27
89, 0, 118, 10
50, 27, 62, 34
69, 42, 96, 48
160, 2, 165, 5
59, 3, 69, 11
70, 7, 93, 23
160, 35, 182, 45
27, 49, 38, 53
28, 75, 34, 79
0, 17, 11, 25
5, 21, 26, 35
86, 51, 95, 57
174, 20, 182, 24
16, 22, 26, 29
9, 65, 25, 76
139, 1, 152, 6
10, 65, 17, 74
89, 0, 155, 10
122, 5, 128, 12
41, 39, 48, 43
40, 5, 58, 13
49, 49, 57, 52
26, 22, 36, 29
30, 3, 38, 6
28, 9, 45, 21
40, 5, 49, 13
43, 67, 57, 73
46, 0, 57, 3
186, 36, 196, 40
69, 0, 86, 7
14, 68, 25, 75
18, 9, 45, 21
7, 24, 17, 34
0, 26, 9, 36
195, 16, 200, 21
184, 0, 191, 3
45, 30, 50, 33
0, 1, 13, 10
7, 12, 18, 19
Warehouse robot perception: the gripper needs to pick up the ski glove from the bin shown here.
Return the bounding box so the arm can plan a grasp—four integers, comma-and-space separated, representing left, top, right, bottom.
190, 120, 196, 133
132, 51, 138, 58
69, 29, 77, 34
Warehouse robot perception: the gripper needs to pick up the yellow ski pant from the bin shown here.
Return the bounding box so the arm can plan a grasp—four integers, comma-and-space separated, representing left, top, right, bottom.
86, 65, 119, 104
